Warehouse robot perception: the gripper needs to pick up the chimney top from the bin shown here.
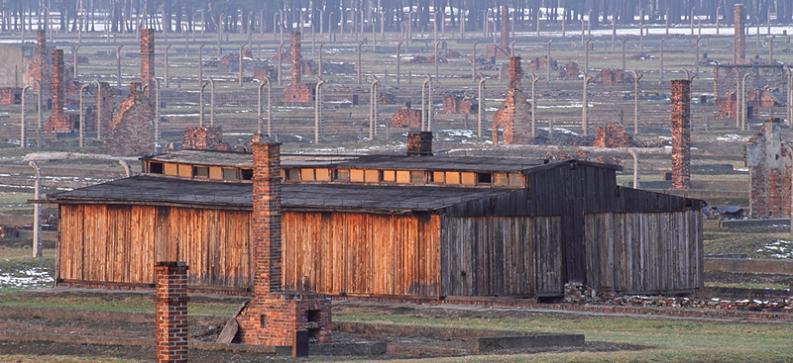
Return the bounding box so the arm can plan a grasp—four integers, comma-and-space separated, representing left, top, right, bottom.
407, 131, 433, 156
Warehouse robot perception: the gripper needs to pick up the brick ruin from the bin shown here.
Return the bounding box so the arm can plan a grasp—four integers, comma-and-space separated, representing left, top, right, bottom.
559, 62, 581, 80
282, 32, 315, 104
26, 30, 49, 93
182, 127, 229, 151
592, 122, 636, 148
526, 56, 558, 73
734, 4, 746, 65
44, 49, 73, 133
407, 131, 433, 156
154, 261, 188, 363
671, 79, 691, 190
235, 139, 332, 347
746, 119, 793, 219
0, 87, 22, 105
390, 102, 422, 129
597, 69, 634, 85
486, 5, 511, 59
90, 82, 114, 132
717, 88, 782, 120
492, 57, 533, 144
108, 30, 156, 155
441, 93, 477, 115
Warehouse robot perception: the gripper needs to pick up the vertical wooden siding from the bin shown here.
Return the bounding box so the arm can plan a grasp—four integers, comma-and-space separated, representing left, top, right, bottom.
584, 211, 703, 294
58, 204, 252, 288
282, 212, 441, 297
440, 216, 562, 297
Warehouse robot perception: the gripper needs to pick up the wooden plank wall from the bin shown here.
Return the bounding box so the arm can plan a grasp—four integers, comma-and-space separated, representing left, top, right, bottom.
58, 204, 252, 288
440, 216, 562, 297
584, 211, 703, 294
282, 212, 441, 297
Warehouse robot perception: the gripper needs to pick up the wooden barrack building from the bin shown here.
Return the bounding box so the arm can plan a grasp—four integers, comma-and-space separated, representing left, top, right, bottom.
49, 134, 704, 299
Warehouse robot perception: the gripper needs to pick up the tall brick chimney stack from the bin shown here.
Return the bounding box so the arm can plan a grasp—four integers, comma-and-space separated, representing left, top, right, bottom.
671, 80, 691, 190
506, 56, 523, 89
35, 30, 46, 87
251, 140, 283, 295
407, 131, 433, 156
140, 28, 155, 93
500, 5, 510, 52
291, 32, 302, 85
44, 49, 70, 133
734, 4, 746, 64
154, 261, 188, 363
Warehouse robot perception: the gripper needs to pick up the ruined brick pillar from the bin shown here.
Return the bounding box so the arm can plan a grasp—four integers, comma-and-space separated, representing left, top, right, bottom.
252, 140, 282, 295
407, 131, 433, 156
734, 4, 746, 64
140, 28, 155, 93
290, 32, 302, 85
506, 56, 523, 89
234, 137, 332, 347
500, 5, 510, 52
155, 261, 188, 363
32, 30, 48, 92
44, 49, 71, 133
671, 80, 691, 190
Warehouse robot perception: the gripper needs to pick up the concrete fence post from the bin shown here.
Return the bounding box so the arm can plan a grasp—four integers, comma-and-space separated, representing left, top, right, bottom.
28, 161, 41, 258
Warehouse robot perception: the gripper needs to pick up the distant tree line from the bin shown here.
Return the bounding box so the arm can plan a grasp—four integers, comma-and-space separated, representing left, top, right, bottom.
0, 0, 789, 33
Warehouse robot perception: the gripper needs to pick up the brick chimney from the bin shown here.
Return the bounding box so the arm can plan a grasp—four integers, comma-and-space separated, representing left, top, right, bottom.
290, 32, 302, 85
233, 137, 331, 347
140, 28, 155, 93
44, 48, 70, 133
252, 140, 283, 295
734, 4, 745, 64
506, 56, 523, 89
500, 5, 510, 52
154, 261, 188, 363
671, 80, 691, 190
407, 131, 433, 156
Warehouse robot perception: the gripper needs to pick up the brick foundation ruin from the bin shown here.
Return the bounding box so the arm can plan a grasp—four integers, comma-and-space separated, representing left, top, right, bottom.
155, 261, 188, 363
182, 127, 229, 151
234, 140, 332, 347
592, 122, 636, 148
717, 88, 782, 120
734, 4, 746, 64
44, 49, 73, 133
746, 119, 793, 219
108, 30, 156, 155
390, 103, 422, 129
671, 80, 691, 190
0, 87, 22, 105
597, 69, 634, 85
492, 57, 533, 144
441, 94, 477, 115
559, 62, 581, 80
407, 131, 433, 156
526, 56, 557, 73
282, 32, 315, 104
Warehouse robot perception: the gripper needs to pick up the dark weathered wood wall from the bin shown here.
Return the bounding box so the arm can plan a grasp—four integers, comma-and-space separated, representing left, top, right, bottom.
282, 212, 441, 297
58, 204, 253, 289
440, 216, 562, 297
584, 211, 704, 294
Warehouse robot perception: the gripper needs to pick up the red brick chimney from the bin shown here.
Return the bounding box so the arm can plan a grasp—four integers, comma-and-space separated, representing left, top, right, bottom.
154, 261, 188, 363
506, 56, 523, 89
500, 6, 510, 52
671, 79, 691, 190
734, 4, 745, 64
140, 28, 155, 93
44, 49, 71, 133
33, 30, 47, 92
234, 137, 331, 347
407, 131, 433, 156
291, 32, 302, 85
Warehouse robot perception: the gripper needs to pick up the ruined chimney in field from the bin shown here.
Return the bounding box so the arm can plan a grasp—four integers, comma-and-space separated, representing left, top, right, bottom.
671, 80, 691, 190
155, 261, 188, 363
232, 137, 331, 347
140, 28, 155, 95
407, 131, 433, 156
492, 57, 532, 144
28, 30, 49, 93
291, 31, 301, 85
44, 49, 70, 133
734, 4, 746, 64
500, 5, 510, 52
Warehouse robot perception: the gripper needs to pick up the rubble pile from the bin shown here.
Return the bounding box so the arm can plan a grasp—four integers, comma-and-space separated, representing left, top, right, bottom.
592, 122, 636, 148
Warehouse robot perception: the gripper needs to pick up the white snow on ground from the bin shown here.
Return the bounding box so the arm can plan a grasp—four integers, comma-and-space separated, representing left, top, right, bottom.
0, 266, 53, 289
537, 127, 580, 136
756, 240, 793, 259
716, 134, 750, 143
